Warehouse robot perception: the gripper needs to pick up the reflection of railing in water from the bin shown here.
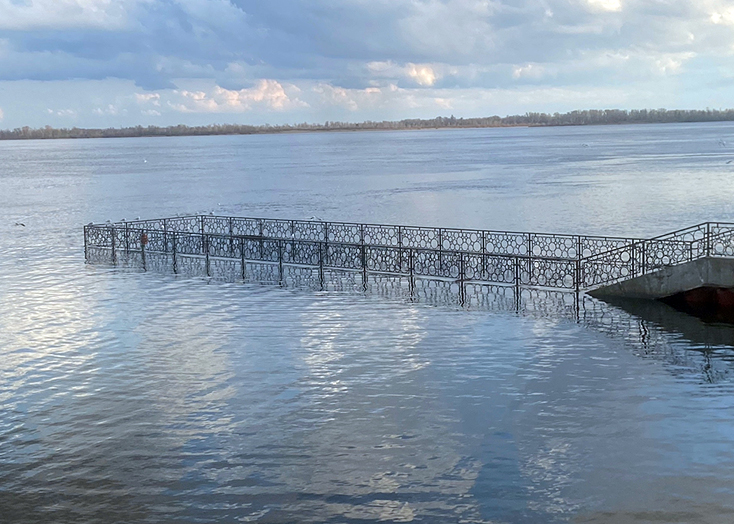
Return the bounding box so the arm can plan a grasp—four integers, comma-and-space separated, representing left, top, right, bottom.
83, 246, 734, 383
84, 215, 734, 295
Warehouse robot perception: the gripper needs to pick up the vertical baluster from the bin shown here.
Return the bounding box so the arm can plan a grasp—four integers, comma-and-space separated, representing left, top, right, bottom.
514, 256, 521, 311
408, 248, 415, 297
258, 219, 264, 260
459, 252, 466, 306
361, 225, 367, 291
140, 230, 147, 271
84, 226, 89, 261
204, 234, 210, 277
172, 233, 178, 274
228, 217, 234, 256
631, 242, 636, 277
277, 240, 284, 286
110, 226, 116, 264
240, 237, 246, 281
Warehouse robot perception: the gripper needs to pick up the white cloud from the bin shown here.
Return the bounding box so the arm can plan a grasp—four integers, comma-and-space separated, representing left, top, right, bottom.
367, 61, 446, 86
0, 0, 148, 30
47, 108, 77, 117
136, 93, 161, 106
512, 63, 546, 80
406, 64, 438, 86
314, 84, 382, 111
170, 80, 305, 113
585, 0, 622, 13
93, 104, 123, 116
434, 97, 453, 109
0, 107, 3, 120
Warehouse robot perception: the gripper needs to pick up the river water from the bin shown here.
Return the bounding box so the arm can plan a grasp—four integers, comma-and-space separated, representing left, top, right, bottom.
3, 123, 734, 523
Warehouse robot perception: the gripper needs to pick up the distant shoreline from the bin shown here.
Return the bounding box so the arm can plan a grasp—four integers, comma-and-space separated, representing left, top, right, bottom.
3, 108, 734, 141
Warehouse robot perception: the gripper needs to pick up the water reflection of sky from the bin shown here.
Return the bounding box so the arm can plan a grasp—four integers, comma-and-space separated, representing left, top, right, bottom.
3, 125, 734, 522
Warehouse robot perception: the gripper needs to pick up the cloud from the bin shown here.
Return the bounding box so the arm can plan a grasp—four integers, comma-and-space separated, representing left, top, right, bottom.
406, 64, 438, 86
2, 0, 734, 127
585, 0, 622, 13
313, 83, 382, 111
0, 107, 3, 120
0, 0, 147, 30
170, 79, 305, 113
46, 108, 77, 117
512, 63, 546, 80
136, 93, 160, 105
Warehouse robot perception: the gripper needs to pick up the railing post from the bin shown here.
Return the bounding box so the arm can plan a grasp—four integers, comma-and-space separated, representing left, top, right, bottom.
459, 252, 466, 306
240, 237, 246, 281
258, 219, 264, 260
140, 230, 147, 271
514, 256, 521, 312
200, 215, 205, 236
319, 241, 325, 290
228, 217, 234, 256
278, 240, 284, 286
125, 222, 130, 253
361, 240, 368, 292
631, 242, 636, 277
172, 233, 178, 274
575, 259, 580, 293
398, 226, 403, 273
324, 222, 329, 266
408, 248, 415, 296
110, 226, 116, 264
706, 222, 711, 257
641, 243, 646, 275
526, 233, 533, 278
83, 226, 89, 261
438, 228, 443, 272
481, 231, 487, 279
204, 234, 210, 277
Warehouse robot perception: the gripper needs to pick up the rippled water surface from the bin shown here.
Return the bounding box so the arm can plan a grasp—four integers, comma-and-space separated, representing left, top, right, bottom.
3, 123, 734, 523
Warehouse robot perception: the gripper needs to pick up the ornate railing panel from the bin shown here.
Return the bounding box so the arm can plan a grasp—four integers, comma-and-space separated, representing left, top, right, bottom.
84, 216, 734, 294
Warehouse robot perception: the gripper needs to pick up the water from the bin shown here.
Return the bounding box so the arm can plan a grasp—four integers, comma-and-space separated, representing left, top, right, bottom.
3, 123, 734, 523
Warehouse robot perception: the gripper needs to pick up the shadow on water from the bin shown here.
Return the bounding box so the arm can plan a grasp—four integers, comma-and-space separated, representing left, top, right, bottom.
586, 295, 734, 384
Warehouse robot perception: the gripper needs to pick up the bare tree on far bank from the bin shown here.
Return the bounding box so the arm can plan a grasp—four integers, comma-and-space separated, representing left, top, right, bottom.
3, 108, 734, 140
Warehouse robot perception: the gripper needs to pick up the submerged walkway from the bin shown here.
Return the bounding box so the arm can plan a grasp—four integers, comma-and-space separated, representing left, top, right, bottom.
83, 215, 734, 301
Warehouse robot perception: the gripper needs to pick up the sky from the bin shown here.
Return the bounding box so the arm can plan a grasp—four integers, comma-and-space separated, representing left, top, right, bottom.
1, 0, 734, 128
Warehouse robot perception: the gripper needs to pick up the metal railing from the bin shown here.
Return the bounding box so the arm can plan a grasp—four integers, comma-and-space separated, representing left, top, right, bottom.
83, 215, 734, 294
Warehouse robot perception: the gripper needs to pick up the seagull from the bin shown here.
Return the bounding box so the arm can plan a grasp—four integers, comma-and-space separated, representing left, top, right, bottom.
14, 222, 25, 227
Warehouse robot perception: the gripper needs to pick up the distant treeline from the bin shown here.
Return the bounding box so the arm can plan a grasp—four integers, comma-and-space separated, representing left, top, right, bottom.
3, 108, 734, 140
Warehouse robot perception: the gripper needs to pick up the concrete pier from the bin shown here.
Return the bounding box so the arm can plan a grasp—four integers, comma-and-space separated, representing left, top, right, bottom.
588, 258, 734, 300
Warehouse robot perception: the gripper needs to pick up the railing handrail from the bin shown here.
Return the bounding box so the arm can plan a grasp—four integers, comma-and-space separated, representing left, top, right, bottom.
103, 214, 642, 244
86, 227, 578, 264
